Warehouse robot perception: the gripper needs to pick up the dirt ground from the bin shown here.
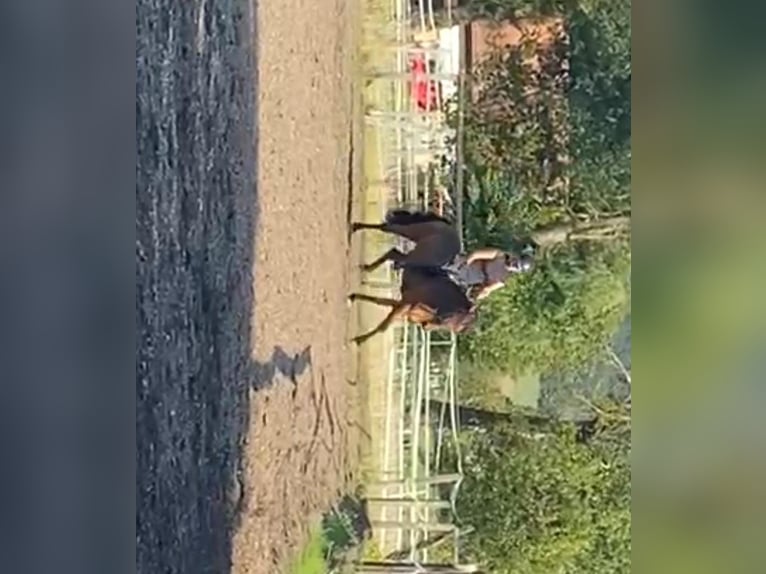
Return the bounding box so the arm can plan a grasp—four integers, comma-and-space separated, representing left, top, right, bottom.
230, 0, 362, 571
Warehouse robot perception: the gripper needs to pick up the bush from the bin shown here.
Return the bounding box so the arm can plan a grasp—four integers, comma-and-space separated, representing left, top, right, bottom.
457, 418, 630, 573
460, 242, 630, 375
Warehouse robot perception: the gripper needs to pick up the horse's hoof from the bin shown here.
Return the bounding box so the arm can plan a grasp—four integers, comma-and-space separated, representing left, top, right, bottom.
348, 293, 359, 302
351, 332, 369, 345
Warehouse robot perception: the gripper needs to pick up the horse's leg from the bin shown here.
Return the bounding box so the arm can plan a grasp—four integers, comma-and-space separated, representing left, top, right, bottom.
348, 292, 400, 308
361, 248, 406, 273
352, 305, 410, 345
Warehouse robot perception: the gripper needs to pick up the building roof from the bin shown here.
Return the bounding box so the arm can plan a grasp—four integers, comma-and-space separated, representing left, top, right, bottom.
466, 17, 566, 71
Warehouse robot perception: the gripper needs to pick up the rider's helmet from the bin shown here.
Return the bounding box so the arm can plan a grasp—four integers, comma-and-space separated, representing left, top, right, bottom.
505, 252, 534, 274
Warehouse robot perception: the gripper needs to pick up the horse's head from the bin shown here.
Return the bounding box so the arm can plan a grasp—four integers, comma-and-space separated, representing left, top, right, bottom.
451, 306, 478, 333
420, 305, 477, 334
401, 267, 477, 333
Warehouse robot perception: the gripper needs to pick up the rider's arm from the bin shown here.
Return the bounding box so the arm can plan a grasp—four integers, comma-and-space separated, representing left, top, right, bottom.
474, 281, 505, 301
466, 247, 503, 265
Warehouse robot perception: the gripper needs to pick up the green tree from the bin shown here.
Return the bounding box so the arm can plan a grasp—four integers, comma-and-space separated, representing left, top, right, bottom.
459, 1, 631, 239
452, 0, 631, 374
431, 0, 566, 27
460, 241, 629, 375
446, 8, 632, 570
456, 408, 631, 573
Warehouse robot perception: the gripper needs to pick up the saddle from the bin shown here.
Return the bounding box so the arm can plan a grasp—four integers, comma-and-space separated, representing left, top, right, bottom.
395, 259, 483, 305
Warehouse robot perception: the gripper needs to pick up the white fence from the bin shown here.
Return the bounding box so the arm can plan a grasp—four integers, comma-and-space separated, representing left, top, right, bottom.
358, 0, 473, 571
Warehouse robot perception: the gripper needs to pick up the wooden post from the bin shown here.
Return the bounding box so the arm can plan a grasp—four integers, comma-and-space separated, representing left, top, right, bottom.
454, 25, 466, 244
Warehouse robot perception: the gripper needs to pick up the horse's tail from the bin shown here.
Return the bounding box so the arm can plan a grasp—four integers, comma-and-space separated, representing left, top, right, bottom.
385, 209, 453, 227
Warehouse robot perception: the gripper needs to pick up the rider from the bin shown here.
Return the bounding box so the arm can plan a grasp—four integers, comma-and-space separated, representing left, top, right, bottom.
396, 245, 534, 302
446, 247, 534, 301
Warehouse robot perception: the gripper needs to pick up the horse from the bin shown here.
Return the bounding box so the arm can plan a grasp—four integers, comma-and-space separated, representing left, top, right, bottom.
349, 266, 476, 345
351, 209, 461, 273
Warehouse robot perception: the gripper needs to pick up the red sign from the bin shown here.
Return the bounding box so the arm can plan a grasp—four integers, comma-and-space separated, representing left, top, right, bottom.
410, 55, 440, 112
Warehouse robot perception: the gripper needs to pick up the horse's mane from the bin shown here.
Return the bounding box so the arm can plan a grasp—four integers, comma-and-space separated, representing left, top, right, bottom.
385, 209, 453, 227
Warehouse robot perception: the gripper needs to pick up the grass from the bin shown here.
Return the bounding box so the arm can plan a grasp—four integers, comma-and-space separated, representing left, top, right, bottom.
289, 528, 383, 574
288, 527, 330, 574
289, 497, 375, 574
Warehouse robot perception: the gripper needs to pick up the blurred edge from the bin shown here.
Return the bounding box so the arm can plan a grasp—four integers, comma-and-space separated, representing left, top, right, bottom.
634, 0, 766, 572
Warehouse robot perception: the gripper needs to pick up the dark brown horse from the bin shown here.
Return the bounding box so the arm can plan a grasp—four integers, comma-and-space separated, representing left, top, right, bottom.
351, 209, 461, 272
350, 266, 476, 344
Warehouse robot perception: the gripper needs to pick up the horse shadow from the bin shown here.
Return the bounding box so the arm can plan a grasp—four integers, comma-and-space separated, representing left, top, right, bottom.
251, 345, 313, 391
